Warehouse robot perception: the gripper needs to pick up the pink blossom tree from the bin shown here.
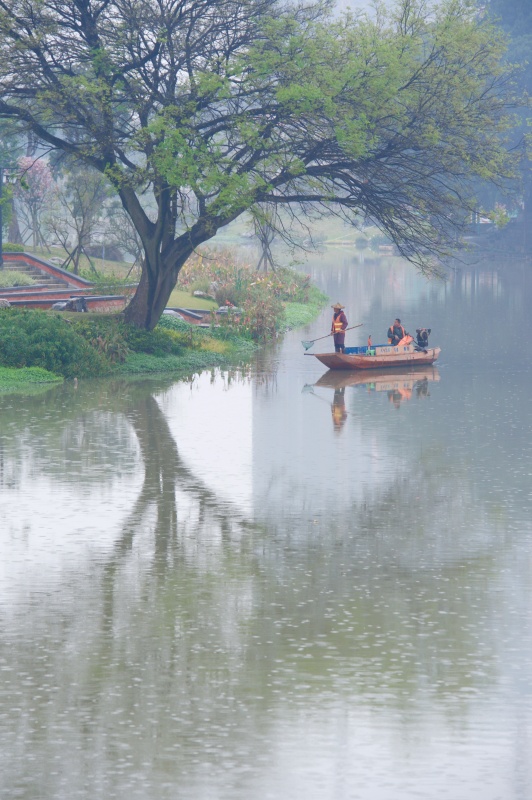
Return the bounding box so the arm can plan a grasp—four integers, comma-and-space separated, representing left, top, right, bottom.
15, 157, 55, 251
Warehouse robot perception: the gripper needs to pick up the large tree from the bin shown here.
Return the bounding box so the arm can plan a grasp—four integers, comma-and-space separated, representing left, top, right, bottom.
0, 0, 518, 328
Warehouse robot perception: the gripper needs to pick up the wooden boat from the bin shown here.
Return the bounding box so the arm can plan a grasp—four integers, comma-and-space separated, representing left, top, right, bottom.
306, 342, 441, 370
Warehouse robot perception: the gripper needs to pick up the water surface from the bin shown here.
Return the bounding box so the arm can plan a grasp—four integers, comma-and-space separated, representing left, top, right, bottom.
1, 253, 531, 800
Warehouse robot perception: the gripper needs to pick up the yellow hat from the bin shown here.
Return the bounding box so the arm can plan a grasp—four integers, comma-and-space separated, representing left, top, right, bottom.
331, 302, 345, 310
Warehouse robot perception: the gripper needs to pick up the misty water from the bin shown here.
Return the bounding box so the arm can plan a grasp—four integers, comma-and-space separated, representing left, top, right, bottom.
1, 251, 531, 800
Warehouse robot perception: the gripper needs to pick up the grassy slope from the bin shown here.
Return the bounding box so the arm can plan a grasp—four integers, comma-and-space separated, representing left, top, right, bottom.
166, 288, 218, 310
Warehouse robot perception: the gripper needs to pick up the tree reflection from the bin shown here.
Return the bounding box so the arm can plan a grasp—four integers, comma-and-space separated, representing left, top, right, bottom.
1, 374, 530, 800
102, 387, 254, 577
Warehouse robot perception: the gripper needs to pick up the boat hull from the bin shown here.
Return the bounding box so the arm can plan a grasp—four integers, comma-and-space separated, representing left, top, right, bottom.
310, 346, 441, 370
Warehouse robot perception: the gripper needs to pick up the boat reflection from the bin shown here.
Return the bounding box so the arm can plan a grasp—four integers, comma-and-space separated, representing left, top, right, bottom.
316, 366, 440, 409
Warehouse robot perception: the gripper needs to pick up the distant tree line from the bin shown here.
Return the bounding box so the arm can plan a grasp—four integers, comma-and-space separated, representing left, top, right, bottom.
481, 0, 532, 249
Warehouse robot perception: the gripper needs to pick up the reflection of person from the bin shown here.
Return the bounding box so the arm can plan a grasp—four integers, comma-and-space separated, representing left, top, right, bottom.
387, 385, 412, 408
416, 378, 429, 397
331, 303, 348, 353
331, 387, 348, 431
387, 318, 406, 346
388, 389, 402, 409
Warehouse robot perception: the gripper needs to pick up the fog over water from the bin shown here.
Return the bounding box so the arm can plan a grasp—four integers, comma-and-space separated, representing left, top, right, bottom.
1, 250, 531, 800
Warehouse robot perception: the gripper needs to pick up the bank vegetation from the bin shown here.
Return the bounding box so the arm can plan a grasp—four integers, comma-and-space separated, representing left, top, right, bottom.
0, 256, 327, 387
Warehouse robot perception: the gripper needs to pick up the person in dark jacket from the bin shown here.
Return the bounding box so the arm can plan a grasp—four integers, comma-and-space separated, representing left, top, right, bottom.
331, 303, 348, 353
387, 318, 406, 346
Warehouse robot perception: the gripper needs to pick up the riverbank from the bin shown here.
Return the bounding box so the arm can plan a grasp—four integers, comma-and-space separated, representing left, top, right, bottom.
0, 263, 327, 391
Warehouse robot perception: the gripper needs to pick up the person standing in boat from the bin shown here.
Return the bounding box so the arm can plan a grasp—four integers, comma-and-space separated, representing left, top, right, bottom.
331, 303, 348, 353
387, 318, 406, 346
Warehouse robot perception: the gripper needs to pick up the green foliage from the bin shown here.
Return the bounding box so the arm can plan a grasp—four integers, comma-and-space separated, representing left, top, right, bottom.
283, 286, 328, 329
486, 202, 511, 228
69, 315, 129, 364
121, 325, 184, 356
0, 307, 231, 380
156, 314, 194, 333
240, 287, 283, 341
0, 309, 109, 377
0, 302, 259, 382
203, 322, 256, 349
2, 243, 25, 252
78, 271, 132, 293
0, 270, 34, 287
178, 250, 320, 339
0, 365, 63, 391
71, 314, 185, 360
113, 350, 230, 376
157, 310, 256, 352
188, 277, 213, 295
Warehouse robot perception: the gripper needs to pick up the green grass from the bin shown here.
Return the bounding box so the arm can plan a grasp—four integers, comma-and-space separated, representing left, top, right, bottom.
166, 287, 218, 310
0, 366, 63, 394
283, 285, 328, 328
113, 317, 256, 375
113, 350, 242, 376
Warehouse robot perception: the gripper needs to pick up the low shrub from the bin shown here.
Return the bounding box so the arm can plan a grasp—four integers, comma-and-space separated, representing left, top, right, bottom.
156, 315, 193, 333
177, 248, 322, 339
121, 325, 183, 356
71, 315, 185, 360
188, 277, 213, 295
0, 365, 63, 388
2, 243, 25, 253
0, 308, 109, 377
69, 315, 129, 363
0, 270, 35, 288
240, 287, 283, 340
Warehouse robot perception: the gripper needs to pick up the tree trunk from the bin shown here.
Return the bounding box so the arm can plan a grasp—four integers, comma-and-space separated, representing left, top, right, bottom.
8, 202, 23, 244
123, 241, 195, 330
